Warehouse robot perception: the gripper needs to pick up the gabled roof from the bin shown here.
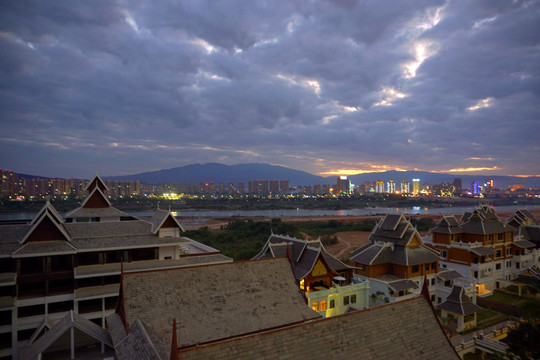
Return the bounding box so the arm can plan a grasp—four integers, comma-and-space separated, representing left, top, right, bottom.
31, 200, 64, 225
437, 286, 482, 315
179, 295, 460, 360
252, 233, 351, 280
65, 187, 127, 218
19, 310, 113, 360
369, 214, 423, 247
85, 172, 109, 192
461, 206, 508, 235
150, 209, 185, 234
506, 209, 538, 227
119, 258, 320, 350
430, 216, 463, 234
20, 211, 71, 244
350, 242, 439, 266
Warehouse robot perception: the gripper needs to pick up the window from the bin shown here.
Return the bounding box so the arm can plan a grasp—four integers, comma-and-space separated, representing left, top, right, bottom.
516, 263, 520, 269
496, 263, 501, 270
329, 299, 335, 309
320, 300, 327, 311
474, 271, 478, 279
498, 234, 504, 241
351, 295, 357, 304
343, 296, 349, 305
312, 302, 319, 311
496, 250, 501, 258
441, 250, 447, 259
431, 263, 436, 270
412, 265, 419, 273
506, 261, 512, 268
425, 264, 429, 271
431, 278, 435, 286
431, 295, 435, 302
506, 248, 511, 256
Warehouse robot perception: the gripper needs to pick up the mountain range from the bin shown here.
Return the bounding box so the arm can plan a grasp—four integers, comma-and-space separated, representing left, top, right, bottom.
104, 163, 540, 189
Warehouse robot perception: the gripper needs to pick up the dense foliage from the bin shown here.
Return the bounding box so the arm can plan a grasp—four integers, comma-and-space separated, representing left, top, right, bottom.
183, 218, 376, 260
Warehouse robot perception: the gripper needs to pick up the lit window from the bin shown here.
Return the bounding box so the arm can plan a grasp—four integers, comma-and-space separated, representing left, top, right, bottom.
312, 302, 319, 311
320, 300, 327, 311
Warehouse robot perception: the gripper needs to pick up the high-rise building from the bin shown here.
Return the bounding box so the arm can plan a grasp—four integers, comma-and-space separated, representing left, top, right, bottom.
471, 181, 480, 195
269, 180, 280, 194
279, 180, 290, 193
336, 176, 350, 195
386, 180, 395, 194
401, 180, 410, 194
452, 178, 462, 193
412, 179, 421, 195
375, 180, 384, 193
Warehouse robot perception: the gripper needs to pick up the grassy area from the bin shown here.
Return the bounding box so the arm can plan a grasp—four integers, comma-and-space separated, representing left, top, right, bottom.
489, 290, 523, 305
476, 309, 509, 328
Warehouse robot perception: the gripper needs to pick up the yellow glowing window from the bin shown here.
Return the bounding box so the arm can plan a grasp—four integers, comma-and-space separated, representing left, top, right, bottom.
312, 302, 319, 311
320, 300, 327, 311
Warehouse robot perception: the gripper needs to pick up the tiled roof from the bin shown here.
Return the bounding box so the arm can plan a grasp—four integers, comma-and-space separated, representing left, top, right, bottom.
121, 258, 321, 349
65, 206, 127, 219
387, 279, 418, 292
369, 215, 422, 246
470, 247, 496, 256
437, 286, 482, 315
437, 269, 464, 281
64, 220, 152, 239
74, 254, 232, 278
460, 206, 508, 235
12, 240, 77, 257
430, 216, 464, 234
513, 239, 536, 248
252, 233, 352, 280
350, 243, 438, 266
113, 319, 170, 360
71, 235, 183, 251
179, 296, 460, 360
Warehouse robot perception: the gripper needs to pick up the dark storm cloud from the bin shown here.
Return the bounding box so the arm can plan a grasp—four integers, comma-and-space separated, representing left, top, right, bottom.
0, 0, 539, 178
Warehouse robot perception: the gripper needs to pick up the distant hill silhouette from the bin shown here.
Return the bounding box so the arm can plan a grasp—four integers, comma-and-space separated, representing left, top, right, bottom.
104, 163, 540, 188
105, 163, 326, 186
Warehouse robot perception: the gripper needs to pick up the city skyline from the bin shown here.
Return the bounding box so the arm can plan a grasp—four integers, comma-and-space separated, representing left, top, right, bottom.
1, 1, 539, 179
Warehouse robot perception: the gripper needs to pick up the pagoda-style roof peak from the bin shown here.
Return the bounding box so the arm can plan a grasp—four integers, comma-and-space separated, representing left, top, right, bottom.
436, 286, 482, 315
150, 208, 185, 234
85, 172, 108, 193
31, 200, 64, 225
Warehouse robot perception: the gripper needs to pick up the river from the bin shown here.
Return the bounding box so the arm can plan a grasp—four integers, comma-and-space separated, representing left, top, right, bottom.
2, 204, 539, 221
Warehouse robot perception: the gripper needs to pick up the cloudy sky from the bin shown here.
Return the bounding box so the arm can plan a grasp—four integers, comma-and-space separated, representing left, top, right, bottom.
1, 0, 539, 179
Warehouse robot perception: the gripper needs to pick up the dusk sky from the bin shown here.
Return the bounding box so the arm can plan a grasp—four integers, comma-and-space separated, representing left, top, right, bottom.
1, 0, 539, 179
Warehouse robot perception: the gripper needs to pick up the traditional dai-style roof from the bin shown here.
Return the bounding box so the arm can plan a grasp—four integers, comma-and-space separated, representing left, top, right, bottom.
436, 286, 482, 316
179, 295, 460, 360
350, 214, 439, 266
430, 216, 463, 234
118, 258, 321, 350
252, 233, 352, 280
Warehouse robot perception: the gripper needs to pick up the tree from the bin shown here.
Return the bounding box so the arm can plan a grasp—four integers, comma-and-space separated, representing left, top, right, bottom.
504, 323, 540, 359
